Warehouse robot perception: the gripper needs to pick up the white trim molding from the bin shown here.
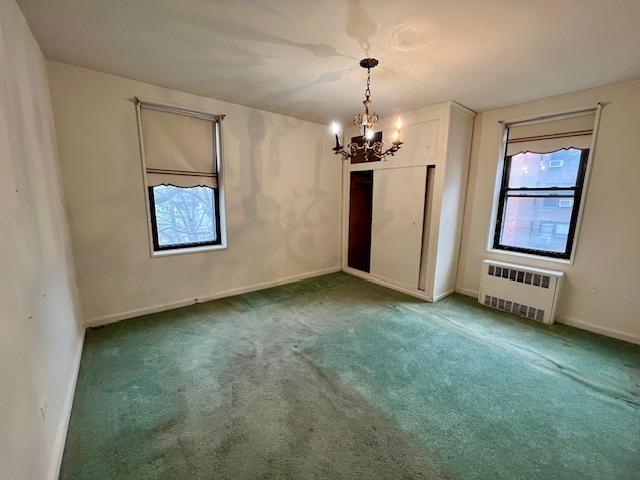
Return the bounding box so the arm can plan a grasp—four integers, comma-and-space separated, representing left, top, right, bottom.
454, 286, 639, 345
343, 267, 433, 302
454, 287, 479, 298
433, 289, 455, 302
557, 315, 640, 346
85, 267, 341, 327
48, 329, 85, 480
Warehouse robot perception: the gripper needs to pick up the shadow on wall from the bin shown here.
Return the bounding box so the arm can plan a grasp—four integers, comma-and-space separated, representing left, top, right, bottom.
282, 138, 336, 269
178, 7, 353, 60
236, 0, 290, 19
238, 108, 269, 229
345, 0, 378, 55
167, 5, 356, 109
264, 68, 356, 112
227, 109, 335, 282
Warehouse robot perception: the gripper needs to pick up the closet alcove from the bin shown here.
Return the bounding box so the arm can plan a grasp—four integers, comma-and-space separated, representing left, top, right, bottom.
342, 102, 475, 302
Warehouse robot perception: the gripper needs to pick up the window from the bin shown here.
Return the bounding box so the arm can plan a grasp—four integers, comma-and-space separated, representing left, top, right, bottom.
494, 149, 588, 259
548, 159, 564, 168
493, 111, 595, 259
148, 185, 221, 251
136, 100, 225, 252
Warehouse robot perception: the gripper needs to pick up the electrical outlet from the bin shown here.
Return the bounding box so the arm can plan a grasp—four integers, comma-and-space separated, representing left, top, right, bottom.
40, 396, 48, 422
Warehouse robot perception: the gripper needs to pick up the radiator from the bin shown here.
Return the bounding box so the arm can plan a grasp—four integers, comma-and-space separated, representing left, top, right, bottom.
478, 260, 563, 324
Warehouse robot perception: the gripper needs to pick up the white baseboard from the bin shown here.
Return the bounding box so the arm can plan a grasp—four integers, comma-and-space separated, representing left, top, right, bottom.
557, 315, 640, 345
342, 267, 432, 302
453, 286, 639, 345
48, 328, 85, 480
85, 266, 341, 327
433, 289, 455, 302
454, 286, 479, 298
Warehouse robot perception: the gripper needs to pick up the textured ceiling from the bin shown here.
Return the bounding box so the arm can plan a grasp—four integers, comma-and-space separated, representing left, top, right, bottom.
18, 0, 640, 124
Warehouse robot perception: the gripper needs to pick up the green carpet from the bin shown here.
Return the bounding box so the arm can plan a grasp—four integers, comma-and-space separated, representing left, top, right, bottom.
60, 273, 640, 479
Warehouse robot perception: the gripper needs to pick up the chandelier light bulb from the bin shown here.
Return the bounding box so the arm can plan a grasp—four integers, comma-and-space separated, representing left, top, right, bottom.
330, 58, 404, 161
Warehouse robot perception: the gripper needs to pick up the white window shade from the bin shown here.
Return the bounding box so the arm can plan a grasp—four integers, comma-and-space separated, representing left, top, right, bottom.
144, 171, 217, 188
506, 111, 595, 156
141, 106, 217, 187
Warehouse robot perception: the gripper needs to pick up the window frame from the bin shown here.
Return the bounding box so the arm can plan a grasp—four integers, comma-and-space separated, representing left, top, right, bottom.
148, 185, 222, 252
135, 98, 227, 257
492, 149, 589, 260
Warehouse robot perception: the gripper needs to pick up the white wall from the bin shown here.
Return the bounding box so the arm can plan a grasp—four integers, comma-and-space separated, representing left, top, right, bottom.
0, 1, 85, 479
433, 105, 474, 300
457, 78, 640, 344
47, 62, 342, 325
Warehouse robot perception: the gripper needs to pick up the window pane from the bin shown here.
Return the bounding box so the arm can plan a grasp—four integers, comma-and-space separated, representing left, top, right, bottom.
499, 195, 574, 253
508, 149, 582, 188
151, 185, 216, 248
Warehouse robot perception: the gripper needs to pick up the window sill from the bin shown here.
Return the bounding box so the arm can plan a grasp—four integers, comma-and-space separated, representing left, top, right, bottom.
151, 243, 227, 258
486, 248, 572, 266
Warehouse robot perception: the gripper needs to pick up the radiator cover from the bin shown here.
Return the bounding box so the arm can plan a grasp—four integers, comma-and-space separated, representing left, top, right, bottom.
478, 260, 563, 324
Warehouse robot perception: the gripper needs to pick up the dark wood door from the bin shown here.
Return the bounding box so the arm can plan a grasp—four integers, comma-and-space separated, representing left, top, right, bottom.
348, 170, 374, 272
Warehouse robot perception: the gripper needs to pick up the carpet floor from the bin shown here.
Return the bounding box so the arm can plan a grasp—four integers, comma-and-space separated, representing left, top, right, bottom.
60, 273, 640, 479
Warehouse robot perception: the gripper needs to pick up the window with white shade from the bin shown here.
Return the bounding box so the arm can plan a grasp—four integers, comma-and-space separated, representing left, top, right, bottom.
493, 111, 595, 259
137, 100, 225, 252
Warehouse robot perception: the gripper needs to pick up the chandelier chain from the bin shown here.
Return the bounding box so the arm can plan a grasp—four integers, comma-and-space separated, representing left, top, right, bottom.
365, 67, 371, 100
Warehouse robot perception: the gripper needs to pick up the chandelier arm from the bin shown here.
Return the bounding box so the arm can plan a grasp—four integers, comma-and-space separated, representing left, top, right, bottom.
378, 142, 404, 158
332, 58, 403, 162
332, 141, 404, 161
332, 147, 352, 161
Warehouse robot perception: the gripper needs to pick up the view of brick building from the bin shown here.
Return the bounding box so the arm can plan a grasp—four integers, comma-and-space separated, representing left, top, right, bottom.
499, 148, 583, 253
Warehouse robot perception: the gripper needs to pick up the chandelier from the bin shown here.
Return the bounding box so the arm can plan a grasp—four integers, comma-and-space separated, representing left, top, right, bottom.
331, 58, 403, 161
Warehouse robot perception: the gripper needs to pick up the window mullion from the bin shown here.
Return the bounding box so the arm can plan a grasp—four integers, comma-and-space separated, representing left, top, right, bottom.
505, 186, 578, 192
505, 192, 576, 198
